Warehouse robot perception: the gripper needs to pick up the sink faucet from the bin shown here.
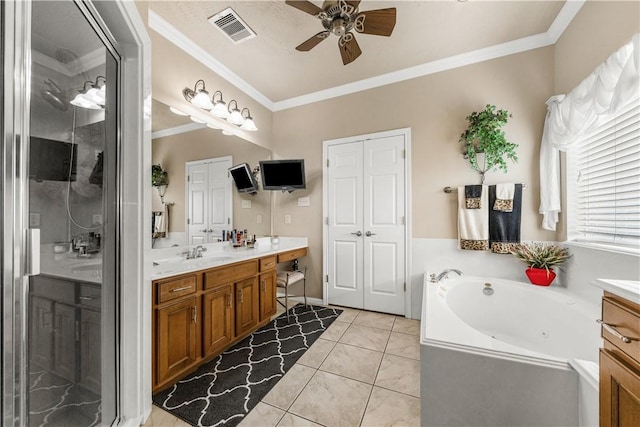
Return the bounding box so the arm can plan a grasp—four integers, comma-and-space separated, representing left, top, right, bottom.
430, 269, 463, 283
193, 245, 207, 259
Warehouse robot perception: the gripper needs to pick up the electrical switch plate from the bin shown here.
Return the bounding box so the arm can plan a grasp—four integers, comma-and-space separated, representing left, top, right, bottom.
242, 200, 252, 209
92, 214, 103, 225
29, 213, 40, 227
297, 197, 310, 207
284, 214, 292, 224
256, 214, 263, 224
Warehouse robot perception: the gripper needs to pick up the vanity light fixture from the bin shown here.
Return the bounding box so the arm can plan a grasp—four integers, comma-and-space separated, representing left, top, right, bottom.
182, 79, 214, 110
222, 129, 234, 136
211, 90, 230, 119
240, 108, 258, 131
70, 77, 106, 109
177, 80, 258, 131
227, 100, 244, 125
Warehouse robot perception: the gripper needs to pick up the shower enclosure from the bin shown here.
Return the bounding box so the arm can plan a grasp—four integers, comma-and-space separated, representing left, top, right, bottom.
2, 1, 122, 425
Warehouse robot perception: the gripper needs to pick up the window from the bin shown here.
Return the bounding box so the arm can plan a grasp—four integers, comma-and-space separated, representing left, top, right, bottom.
566, 100, 640, 252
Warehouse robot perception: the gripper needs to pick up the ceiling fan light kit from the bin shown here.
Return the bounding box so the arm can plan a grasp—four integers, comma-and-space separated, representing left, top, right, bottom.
179, 80, 257, 131
286, 0, 397, 65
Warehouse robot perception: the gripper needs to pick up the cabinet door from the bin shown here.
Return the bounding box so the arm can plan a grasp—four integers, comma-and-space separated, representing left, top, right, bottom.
203, 284, 234, 357
600, 349, 640, 427
54, 302, 77, 382
156, 297, 199, 385
80, 308, 101, 393
235, 277, 259, 337
30, 296, 54, 369
259, 270, 277, 322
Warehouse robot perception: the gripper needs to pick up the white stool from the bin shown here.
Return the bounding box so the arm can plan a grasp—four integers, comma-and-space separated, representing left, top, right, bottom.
276, 265, 307, 322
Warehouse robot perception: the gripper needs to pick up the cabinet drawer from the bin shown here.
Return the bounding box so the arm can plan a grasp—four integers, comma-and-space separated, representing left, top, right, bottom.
204, 260, 258, 290
30, 276, 75, 305
277, 247, 307, 263
78, 284, 101, 310
259, 256, 277, 272
602, 297, 640, 364
157, 275, 197, 304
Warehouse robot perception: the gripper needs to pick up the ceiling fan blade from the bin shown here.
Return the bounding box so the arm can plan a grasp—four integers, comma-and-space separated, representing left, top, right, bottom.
339, 33, 362, 65
354, 8, 396, 36
295, 31, 330, 51
285, 0, 323, 17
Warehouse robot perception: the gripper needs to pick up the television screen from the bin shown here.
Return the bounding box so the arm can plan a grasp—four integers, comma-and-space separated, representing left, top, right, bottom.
229, 163, 258, 194
259, 159, 306, 192
29, 136, 77, 182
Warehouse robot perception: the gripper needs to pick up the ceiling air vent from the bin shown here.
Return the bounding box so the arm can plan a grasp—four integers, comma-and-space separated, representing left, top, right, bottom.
208, 7, 256, 44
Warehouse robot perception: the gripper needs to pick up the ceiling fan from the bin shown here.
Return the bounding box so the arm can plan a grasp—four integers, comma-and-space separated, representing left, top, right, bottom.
285, 0, 397, 65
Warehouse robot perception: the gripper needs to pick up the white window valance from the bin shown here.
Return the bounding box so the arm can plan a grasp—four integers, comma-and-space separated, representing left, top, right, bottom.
540, 33, 640, 231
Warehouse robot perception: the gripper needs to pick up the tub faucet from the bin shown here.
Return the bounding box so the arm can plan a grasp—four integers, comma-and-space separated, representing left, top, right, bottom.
430, 269, 463, 283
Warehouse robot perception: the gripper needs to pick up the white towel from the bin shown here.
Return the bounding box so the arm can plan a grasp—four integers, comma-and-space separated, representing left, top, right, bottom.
458, 185, 489, 251
494, 183, 515, 212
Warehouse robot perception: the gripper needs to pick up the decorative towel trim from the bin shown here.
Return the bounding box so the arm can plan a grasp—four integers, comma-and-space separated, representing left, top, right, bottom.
491, 242, 519, 254
466, 198, 482, 209
464, 185, 483, 209
460, 239, 489, 251
493, 199, 514, 212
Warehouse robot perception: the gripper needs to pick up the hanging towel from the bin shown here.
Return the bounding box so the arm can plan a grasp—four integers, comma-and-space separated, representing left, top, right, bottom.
458, 185, 489, 250
465, 185, 483, 209
489, 184, 522, 253
493, 183, 515, 212
152, 204, 170, 238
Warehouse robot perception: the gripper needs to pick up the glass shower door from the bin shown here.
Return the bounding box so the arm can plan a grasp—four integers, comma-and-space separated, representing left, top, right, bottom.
2, 1, 119, 425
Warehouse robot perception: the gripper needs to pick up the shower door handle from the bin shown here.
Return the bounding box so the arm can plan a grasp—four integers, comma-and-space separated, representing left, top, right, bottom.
26, 229, 41, 276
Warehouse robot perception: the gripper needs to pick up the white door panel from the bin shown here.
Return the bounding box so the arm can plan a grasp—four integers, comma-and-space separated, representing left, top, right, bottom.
327, 135, 406, 315
187, 157, 232, 244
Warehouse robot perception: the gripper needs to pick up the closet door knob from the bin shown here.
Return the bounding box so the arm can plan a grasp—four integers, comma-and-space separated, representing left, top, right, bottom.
365, 231, 376, 237
350, 231, 362, 237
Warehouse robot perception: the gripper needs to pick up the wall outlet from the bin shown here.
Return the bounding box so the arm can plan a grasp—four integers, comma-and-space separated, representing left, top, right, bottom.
297, 197, 310, 207
92, 214, 103, 225
242, 200, 252, 209
256, 214, 263, 224
284, 214, 292, 224
29, 213, 40, 227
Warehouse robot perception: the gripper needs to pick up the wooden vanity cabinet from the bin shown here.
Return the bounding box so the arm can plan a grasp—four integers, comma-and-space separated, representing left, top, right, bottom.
259, 256, 278, 322
600, 291, 640, 427
152, 248, 307, 392
152, 272, 200, 388
202, 283, 234, 357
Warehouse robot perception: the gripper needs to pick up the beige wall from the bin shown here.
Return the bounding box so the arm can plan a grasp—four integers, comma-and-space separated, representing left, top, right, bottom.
272, 47, 557, 298
152, 128, 272, 236
554, 1, 640, 94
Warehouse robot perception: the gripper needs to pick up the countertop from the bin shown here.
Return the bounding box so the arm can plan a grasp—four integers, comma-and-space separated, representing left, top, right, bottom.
592, 278, 640, 304
40, 244, 102, 284
150, 237, 308, 281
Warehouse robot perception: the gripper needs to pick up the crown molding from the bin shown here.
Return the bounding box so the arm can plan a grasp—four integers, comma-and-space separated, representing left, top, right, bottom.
149, 1, 584, 113
152, 122, 205, 140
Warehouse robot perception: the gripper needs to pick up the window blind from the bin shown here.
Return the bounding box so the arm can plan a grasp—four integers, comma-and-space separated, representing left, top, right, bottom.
567, 100, 640, 250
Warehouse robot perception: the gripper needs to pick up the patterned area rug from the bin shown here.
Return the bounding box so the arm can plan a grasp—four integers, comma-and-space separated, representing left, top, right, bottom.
153, 304, 342, 427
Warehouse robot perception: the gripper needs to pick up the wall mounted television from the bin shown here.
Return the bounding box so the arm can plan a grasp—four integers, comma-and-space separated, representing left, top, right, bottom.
29, 136, 77, 182
259, 159, 306, 192
229, 162, 258, 194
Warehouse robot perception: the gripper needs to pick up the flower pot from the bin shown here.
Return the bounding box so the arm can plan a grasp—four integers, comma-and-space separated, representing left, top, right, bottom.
525, 267, 556, 286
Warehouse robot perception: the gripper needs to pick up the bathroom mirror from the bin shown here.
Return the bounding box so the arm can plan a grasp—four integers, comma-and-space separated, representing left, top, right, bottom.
151, 99, 272, 247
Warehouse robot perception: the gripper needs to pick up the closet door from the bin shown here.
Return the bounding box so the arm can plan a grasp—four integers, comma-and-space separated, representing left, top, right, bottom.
326, 135, 406, 315
327, 142, 365, 309
187, 162, 209, 244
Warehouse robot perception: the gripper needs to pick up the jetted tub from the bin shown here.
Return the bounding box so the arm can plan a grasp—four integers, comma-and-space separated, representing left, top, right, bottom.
420, 274, 601, 427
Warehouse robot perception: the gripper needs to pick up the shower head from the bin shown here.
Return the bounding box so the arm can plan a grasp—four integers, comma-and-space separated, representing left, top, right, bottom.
40, 79, 68, 111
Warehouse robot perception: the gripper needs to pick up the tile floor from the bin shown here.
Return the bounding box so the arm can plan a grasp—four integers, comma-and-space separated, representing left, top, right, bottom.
144, 303, 421, 427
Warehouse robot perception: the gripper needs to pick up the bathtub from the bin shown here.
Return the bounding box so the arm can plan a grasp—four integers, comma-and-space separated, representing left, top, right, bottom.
420, 274, 601, 427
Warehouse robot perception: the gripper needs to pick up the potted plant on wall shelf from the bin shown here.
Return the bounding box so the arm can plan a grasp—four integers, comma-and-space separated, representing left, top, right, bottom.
459, 104, 518, 183
152, 164, 168, 187
510, 243, 571, 286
